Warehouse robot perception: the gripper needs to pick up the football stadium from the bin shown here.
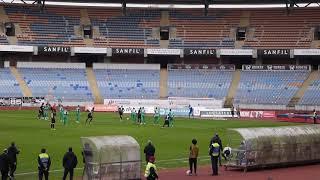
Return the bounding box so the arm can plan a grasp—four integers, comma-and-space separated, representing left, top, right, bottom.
0, 0, 320, 179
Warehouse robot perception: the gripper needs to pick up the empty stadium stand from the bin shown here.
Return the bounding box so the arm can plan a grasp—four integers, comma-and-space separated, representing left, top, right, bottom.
2, 4, 320, 48
89, 8, 160, 48
93, 64, 160, 99
0, 68, 23, 97
0, 34, 9, 44
4, 5, 85, 46
167, 68, 234, 99
244, 8, 316, 48
298, 71, 320, 106
17, 63, 93, 102
168, 9, 238, 49
235, 71, 310, 105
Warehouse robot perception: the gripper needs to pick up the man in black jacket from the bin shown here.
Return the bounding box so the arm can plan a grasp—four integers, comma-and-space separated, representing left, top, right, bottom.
0, 149, 9, 180
144, 140, 155, 164
63, 147, 78, 180
7, 142, 20, 179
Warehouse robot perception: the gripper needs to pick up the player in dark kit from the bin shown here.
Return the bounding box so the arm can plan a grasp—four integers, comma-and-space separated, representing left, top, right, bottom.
50, 108, 56, 130
137, 108, 142, 124
38, 103, 45, 120
162, 115, 170, 128
118, 106, 124, 121
85, 107, 94, 125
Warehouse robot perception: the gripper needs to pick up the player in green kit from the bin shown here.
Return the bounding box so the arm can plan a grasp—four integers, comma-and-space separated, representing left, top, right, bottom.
141, 107, 146, 125
153, 107, 160, 124
59, 105, 64, 122
131, 108, 137, 123
168, 109, 174, 127
75, 105, 81, 123
63, 109, 69, 125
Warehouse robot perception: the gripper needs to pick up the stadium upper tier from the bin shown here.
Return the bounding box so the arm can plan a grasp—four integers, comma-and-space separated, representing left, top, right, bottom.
18, 68, 93, 102
299, 72, 320, 106
234, 71, 310, 105
168, 69, 233, 99
0, 68, 23, 97
1, 5, 320, 48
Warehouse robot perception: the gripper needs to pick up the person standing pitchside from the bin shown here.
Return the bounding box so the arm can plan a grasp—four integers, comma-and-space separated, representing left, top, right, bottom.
38, 148, 51, 180
62, 147, 78, 180
7, 142, 20, 179
144, 140, 155, 164
188, 139, 199, 176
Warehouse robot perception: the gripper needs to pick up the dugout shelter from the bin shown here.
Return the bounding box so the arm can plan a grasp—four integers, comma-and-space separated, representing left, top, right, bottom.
81, 135, 141, 180
225, 125, 320, 171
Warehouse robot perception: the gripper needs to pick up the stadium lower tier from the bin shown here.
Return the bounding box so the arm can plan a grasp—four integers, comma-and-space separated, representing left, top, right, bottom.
1, 66, 319, 107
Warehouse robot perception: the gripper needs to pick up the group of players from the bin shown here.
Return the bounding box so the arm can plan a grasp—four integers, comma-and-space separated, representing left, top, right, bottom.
118, 106, 176, 127
37, 103, 94, 130
38, 102, 180, 129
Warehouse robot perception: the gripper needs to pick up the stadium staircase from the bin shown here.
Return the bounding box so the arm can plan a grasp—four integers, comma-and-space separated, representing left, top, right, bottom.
10, 67, 32, 97
80, 9, 94, 46
234, 11, 250, 48
0, 6, 18, 45
86, 67, 103, 103
160, 68, 168, 98
224, 69, 241, 107
287, 70, 319, 107
160, 11, 169, 48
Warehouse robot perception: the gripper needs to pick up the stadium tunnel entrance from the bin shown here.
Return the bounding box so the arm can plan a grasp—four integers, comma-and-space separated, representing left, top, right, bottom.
77, 55, 104, 67
147, 55, 181, 68
221, 56, 254, 69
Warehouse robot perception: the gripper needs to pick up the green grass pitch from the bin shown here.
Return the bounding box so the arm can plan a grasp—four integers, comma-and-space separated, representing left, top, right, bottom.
0, 110, 298, 179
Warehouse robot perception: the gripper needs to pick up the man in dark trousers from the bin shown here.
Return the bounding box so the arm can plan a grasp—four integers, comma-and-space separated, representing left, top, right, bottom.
209, 139, 220, 176
62, 147, 78, 180
118, 106, 124, 121
209, 133, 223, 166
38, 148, 51, 180
313, 109, 317, 124
162, 115, 170, 128
137, 108, 142, 124
0, 149, 9, 180
85, 107, 94, 125
144, 140, 155, 164
7, 142, 20, 179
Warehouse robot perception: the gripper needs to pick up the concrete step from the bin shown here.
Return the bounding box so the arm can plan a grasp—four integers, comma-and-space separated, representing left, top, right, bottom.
224, 70, 241, 107
160, 68, 168, 98
86, 68, 103, 104
10, 67, 33, 97
287, 71, 319, 107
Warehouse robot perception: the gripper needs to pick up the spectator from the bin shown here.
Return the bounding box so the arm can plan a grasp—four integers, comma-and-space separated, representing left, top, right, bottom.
188, 139, 199, 176
7, 142, 20, 179
144, 140, 155, 164
63, 147, 78, 180
0, 149, 9, 180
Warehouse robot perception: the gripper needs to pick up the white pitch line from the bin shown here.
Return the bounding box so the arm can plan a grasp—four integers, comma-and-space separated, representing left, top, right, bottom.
15, 167, 83, 176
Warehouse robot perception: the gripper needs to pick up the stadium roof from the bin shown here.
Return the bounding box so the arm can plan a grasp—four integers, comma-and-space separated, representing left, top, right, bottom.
45, 0, 320, 5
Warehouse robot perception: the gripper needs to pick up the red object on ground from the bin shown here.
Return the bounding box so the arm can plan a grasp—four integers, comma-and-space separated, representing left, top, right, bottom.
159, 164, 320, 180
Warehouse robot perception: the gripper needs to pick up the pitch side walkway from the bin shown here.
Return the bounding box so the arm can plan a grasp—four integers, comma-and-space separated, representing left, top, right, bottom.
159, 164, 320, 180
